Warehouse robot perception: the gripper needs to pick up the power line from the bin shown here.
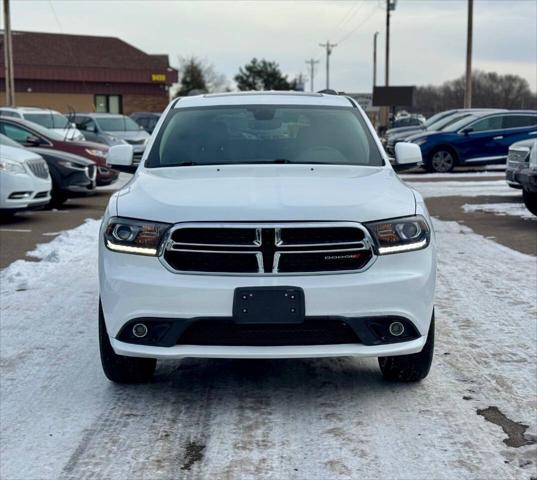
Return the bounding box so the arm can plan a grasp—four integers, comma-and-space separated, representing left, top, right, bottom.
305, 58, 320, 92
336, 2, 383, 45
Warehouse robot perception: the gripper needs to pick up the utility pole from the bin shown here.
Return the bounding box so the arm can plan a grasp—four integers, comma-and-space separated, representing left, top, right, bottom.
3, 0, 16, 106
385, 0, 396, 86
305, 58, 319, 92
319, 41, 337, 90
464, 0, 474, 108
373, 32, 379, 89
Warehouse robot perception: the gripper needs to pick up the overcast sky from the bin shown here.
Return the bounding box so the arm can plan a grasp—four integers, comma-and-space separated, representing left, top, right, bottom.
7, 0, 537, 92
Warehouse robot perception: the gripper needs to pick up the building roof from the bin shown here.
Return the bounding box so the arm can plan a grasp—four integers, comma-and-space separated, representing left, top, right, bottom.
0, 31, 178, 85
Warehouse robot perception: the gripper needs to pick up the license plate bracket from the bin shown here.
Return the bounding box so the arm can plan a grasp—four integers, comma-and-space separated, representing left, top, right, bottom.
233, 287, 305, 324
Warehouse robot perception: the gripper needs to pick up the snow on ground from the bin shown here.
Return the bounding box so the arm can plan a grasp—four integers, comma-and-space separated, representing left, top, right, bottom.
1, 219, 536, 479
463, 202, 536, 220
406, 179, 519, 198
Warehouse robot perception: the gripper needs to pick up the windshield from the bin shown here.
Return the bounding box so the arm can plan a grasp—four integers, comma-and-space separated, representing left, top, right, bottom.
430, 113, 473, 131
146, 106, 383, 168
0, 133, 23, 148
442, 114, 481, 132
96, 116, 141, 132
424, 111, 453, 128
24, 112, 70, 129
23, 120, 66, 141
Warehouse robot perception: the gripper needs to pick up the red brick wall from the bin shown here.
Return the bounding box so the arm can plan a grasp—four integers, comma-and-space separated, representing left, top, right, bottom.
122, 93, 171, 114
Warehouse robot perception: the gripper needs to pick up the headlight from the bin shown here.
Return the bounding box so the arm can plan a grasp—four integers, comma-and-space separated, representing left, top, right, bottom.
58, 160, 86, 170
85, 148, 106, 158
530, 143, 537, 168
104, 217, 171, 256
0, 159, 26, 174
365, 215, 431, 254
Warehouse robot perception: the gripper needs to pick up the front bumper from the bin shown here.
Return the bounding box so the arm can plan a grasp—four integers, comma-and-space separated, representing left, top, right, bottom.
0, 173, 51, 211
516, 168, 537, 193
99, 241, 436, 359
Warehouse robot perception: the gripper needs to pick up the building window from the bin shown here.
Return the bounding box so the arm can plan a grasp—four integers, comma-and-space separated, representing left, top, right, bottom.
95, 94, 122, 114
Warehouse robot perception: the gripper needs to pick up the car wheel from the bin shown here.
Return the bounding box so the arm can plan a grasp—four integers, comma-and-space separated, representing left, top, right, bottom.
49, 189, 68, 208
427, 149, 455, 173
378, 313, 435, 382
99, 301, 156, 384
523, 189, 537, 216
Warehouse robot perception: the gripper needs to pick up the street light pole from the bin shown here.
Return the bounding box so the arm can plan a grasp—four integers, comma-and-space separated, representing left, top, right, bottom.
319, 41, 337, 90
373, 31, 379, 89
3, 0, 16, 106
305, 58, 319, 92
464, 0, 474, 108
385, 0, 396, 86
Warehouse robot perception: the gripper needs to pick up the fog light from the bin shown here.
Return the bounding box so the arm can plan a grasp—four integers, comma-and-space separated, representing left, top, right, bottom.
388, 321, 405, 336
132, 323, 148, 338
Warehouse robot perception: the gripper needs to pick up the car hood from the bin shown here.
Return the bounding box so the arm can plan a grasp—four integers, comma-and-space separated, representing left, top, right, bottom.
116, 165, 416, 223
386, 126, 425, 136
406, 131, 448, 142
104, 131, 149, 141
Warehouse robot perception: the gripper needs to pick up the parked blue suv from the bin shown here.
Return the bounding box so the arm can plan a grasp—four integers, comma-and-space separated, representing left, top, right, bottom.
409, 111, 537, 172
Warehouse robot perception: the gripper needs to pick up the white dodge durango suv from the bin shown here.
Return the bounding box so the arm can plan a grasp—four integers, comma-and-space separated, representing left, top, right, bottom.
99, 92, 436, 384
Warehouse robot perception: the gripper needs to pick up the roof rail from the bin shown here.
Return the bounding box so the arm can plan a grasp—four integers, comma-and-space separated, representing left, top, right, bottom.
317, 89, 339, 95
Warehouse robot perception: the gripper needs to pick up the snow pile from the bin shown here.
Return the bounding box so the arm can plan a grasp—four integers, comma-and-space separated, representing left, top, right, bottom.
1, 218, 536, 479
462, 202, 536, 220
407, 179, 518, 198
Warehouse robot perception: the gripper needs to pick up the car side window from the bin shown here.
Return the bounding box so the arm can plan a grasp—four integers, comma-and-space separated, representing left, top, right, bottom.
0, 110, 18, 118
502, 115, 537, 129
0, 122, 33, 144
76, 117, 97, 132
469, 116, 503, 132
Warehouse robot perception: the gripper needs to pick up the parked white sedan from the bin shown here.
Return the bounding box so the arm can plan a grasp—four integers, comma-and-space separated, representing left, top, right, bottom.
0, 145, 52, 213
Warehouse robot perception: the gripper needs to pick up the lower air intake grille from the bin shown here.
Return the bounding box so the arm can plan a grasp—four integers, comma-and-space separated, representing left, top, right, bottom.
178, 319, 361, 346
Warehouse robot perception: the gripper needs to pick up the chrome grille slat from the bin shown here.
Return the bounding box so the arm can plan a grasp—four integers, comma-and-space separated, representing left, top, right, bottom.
26, 159, 49, 179
161, 222, 375, 275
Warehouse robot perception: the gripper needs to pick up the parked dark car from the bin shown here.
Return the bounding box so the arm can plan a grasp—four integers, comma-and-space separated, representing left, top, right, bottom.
409, 111, 537, 172
0, 133, 96, 206
505, 139, 534, 189
73, 113, 149, 164
506, 140, 537, 215
0, 116, 118, 186
130, 112, 161, 134
390, 115, 423, 130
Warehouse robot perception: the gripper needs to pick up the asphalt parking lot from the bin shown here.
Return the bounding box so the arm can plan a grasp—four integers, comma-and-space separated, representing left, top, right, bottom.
1, 169, 534, 268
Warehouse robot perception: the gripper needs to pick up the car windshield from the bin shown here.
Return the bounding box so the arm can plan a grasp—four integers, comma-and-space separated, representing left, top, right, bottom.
0, 132, 23, 148
146, 105, 384, 168
432, 113, 475, 131
96, 116, 141, 132
24, 112, 70, 129
442, 114, 481, 132
22, 120, 66, 141
424, 111, 452, 128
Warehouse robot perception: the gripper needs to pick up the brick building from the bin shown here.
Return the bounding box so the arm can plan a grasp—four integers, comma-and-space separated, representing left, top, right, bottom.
0, 31, 178, 114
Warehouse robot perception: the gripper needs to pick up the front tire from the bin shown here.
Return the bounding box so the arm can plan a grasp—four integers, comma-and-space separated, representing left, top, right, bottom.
522, 189, 537, 216
378, 314, 435, 382
427, 148, 456, 173
99, 303, 156, 383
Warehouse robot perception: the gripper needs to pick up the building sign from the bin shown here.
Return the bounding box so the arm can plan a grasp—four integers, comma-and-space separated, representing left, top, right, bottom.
373, 86, 415, 107
151, 73, 166, 82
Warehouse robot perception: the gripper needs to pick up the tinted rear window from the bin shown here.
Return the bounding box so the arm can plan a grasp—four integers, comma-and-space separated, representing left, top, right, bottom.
146, 105, 383, 168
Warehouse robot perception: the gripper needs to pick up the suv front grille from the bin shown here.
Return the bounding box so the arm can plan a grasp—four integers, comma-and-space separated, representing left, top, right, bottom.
26, 159, 49, 179
178, 319, 361, 346
507, 148, 530, 166
162, 223, 374, 275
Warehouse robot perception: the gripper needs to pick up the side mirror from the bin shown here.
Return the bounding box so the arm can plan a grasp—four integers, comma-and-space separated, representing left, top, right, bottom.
26, 135, 42, 146
393, 142, 423, 173
107, 144, 136, 173
461, 127, 473, 135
